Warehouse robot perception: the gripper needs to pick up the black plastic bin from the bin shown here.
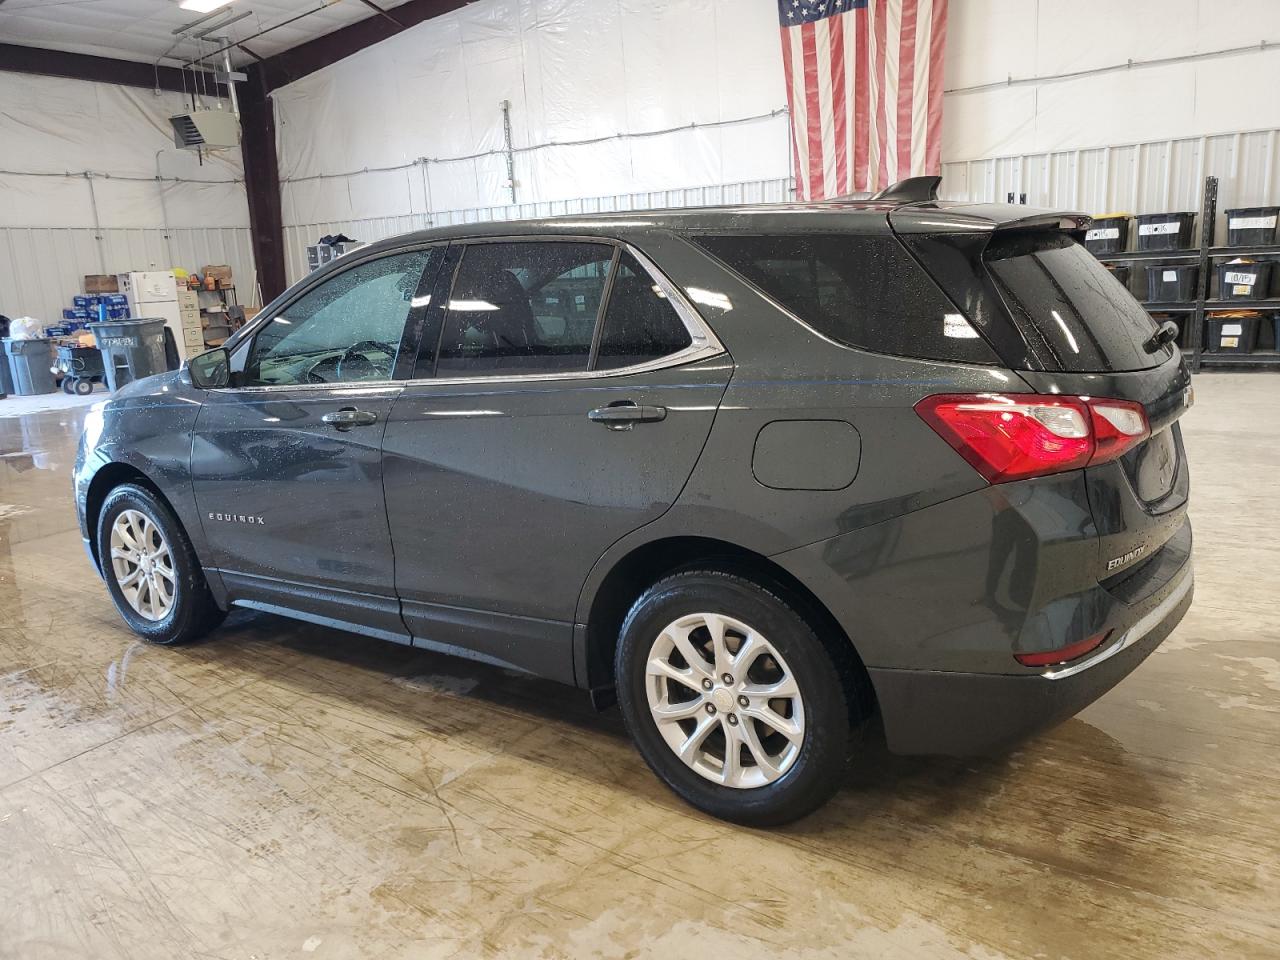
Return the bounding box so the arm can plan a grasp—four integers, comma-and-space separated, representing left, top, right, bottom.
1205, 313, 1260, 353
1135, 212, 1196, 251
1224, 206, 1279, 246
1085, 215, 1130, 255
87, 318, 170, 392
1217, 260, 1273, 300
1104, 264, 1132, 292
1146, 264, 1199, 303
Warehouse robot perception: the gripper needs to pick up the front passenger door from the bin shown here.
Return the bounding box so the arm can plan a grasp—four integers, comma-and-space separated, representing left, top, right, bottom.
191, 246, 442, 641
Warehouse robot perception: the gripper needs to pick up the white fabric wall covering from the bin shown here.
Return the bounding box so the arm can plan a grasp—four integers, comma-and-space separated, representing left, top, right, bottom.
942, 128, 1280, 230
943, 0, 1280, 160
0, 72, 254, 322
273, 0, 792, 228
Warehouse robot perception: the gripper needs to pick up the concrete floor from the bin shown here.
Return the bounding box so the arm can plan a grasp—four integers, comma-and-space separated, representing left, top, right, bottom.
1, 375, 1277, 960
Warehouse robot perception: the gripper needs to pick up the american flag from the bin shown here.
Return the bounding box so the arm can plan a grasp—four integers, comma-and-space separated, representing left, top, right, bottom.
778, 0, 948, 200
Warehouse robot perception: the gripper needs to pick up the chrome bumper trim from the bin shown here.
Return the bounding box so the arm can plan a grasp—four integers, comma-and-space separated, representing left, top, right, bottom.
1043, 564, 1193, 681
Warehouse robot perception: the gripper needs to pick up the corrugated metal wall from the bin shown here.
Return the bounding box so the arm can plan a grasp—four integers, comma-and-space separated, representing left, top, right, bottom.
282, 178, 793, 284
941, 129, 1280, 233
0, 226, 256, 326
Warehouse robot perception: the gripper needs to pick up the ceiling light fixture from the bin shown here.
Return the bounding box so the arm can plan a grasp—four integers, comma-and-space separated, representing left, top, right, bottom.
179, 0, 234, 13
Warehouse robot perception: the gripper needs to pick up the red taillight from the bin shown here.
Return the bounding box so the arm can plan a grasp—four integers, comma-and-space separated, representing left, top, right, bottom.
1014, 630, 1112, 667
915, 393, 1150, 483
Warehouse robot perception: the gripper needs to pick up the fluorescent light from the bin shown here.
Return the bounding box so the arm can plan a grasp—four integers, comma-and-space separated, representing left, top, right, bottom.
179, 0, 234, 13
448, 299, 499, 311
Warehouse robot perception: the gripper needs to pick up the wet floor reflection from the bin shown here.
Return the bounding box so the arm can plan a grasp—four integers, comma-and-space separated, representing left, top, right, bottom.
2, 385, 1278, 959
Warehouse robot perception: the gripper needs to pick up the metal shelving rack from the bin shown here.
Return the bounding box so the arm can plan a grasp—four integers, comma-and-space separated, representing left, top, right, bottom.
1095, 175, 1280, 372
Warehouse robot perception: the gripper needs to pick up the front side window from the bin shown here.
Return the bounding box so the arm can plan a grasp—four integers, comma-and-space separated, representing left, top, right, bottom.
245, 249, 436, 386
435, 242, 614, 377
594, 251, 693, 370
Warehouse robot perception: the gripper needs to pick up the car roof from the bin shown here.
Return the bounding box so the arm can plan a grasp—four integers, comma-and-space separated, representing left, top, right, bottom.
349, 199, 1087, 255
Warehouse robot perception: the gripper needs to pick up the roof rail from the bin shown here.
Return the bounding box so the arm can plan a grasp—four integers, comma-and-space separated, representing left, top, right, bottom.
870, 175, 942, 203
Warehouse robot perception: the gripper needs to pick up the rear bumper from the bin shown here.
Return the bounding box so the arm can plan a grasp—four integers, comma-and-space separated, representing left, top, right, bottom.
870, 563, 1193, 755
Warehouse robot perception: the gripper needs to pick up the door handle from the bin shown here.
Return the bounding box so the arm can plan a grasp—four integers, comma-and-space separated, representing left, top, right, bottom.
321, 407, 379, 430
587, 400, 667, 430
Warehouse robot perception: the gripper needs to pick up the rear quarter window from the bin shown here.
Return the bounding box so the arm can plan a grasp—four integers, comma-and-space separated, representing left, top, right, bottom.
690, 233, 1000, 365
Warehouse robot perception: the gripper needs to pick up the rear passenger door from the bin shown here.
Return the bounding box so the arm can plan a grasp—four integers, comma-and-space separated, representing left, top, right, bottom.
381, 238, 731, 681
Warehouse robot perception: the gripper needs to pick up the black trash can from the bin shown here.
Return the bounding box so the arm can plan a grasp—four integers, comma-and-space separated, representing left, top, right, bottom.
1135, 212, 1196, 251
1205, 313, 1260, 353
1224, 207, 1279, 246
1217, 260, 1273, 300
1085, 215, 1131, 255
1146, 264, 1199, 303
87, 318, 170, 392
2, 337, 58, 395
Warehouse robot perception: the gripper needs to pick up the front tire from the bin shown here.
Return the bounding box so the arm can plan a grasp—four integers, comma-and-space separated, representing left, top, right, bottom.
615, 570, 854, 826
96, 483, 225, 645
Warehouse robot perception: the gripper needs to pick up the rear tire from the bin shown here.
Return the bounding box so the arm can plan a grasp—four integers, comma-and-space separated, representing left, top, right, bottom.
61, 377, 75, 394
615, 569, 853, 826
96, 483, 225, 645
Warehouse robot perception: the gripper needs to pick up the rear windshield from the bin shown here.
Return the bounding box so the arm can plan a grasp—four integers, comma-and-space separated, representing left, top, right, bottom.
983, 232, 1164, 372
691, 234, 1000, 365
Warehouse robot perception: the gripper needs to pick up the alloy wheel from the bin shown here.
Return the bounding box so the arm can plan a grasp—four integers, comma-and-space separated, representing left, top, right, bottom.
109, 509, 176, 622
645, 612, 805, 789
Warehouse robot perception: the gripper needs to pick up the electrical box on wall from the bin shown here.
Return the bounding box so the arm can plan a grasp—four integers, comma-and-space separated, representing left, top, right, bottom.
170, 109, 241, 150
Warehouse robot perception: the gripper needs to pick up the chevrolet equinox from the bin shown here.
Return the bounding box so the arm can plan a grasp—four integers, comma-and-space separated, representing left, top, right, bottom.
75, 178, 1194, 825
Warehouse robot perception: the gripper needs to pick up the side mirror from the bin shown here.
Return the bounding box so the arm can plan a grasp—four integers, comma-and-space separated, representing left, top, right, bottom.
188, 347, 231, 390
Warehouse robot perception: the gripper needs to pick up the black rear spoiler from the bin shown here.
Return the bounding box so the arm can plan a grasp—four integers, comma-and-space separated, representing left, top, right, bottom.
889, 204, 1091, 237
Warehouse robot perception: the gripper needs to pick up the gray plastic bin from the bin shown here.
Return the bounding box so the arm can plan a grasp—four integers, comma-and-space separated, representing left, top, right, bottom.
0, 347, 14, 398
3, 338, 57, 395
87, 318, 171, 392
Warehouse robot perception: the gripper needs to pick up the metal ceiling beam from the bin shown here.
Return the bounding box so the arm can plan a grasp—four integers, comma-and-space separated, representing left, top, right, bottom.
0, 42, 225, 97
255, 0, 475, 93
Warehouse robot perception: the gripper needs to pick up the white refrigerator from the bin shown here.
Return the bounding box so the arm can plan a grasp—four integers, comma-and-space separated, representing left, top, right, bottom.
117, 271, 189, 362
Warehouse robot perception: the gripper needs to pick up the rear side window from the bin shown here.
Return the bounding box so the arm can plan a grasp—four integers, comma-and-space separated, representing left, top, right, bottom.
983, 232, 1163, 372
594, 251, 692, 370
436, 241, 614, 377
692, 234, 999, 365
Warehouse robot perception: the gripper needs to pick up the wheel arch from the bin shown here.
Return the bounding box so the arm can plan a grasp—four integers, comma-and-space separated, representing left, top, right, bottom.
84, 462, 181, 571
579, 535, 875, 718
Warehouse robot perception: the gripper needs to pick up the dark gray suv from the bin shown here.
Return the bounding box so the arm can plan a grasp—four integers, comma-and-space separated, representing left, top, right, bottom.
75, 181, 1193, 825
